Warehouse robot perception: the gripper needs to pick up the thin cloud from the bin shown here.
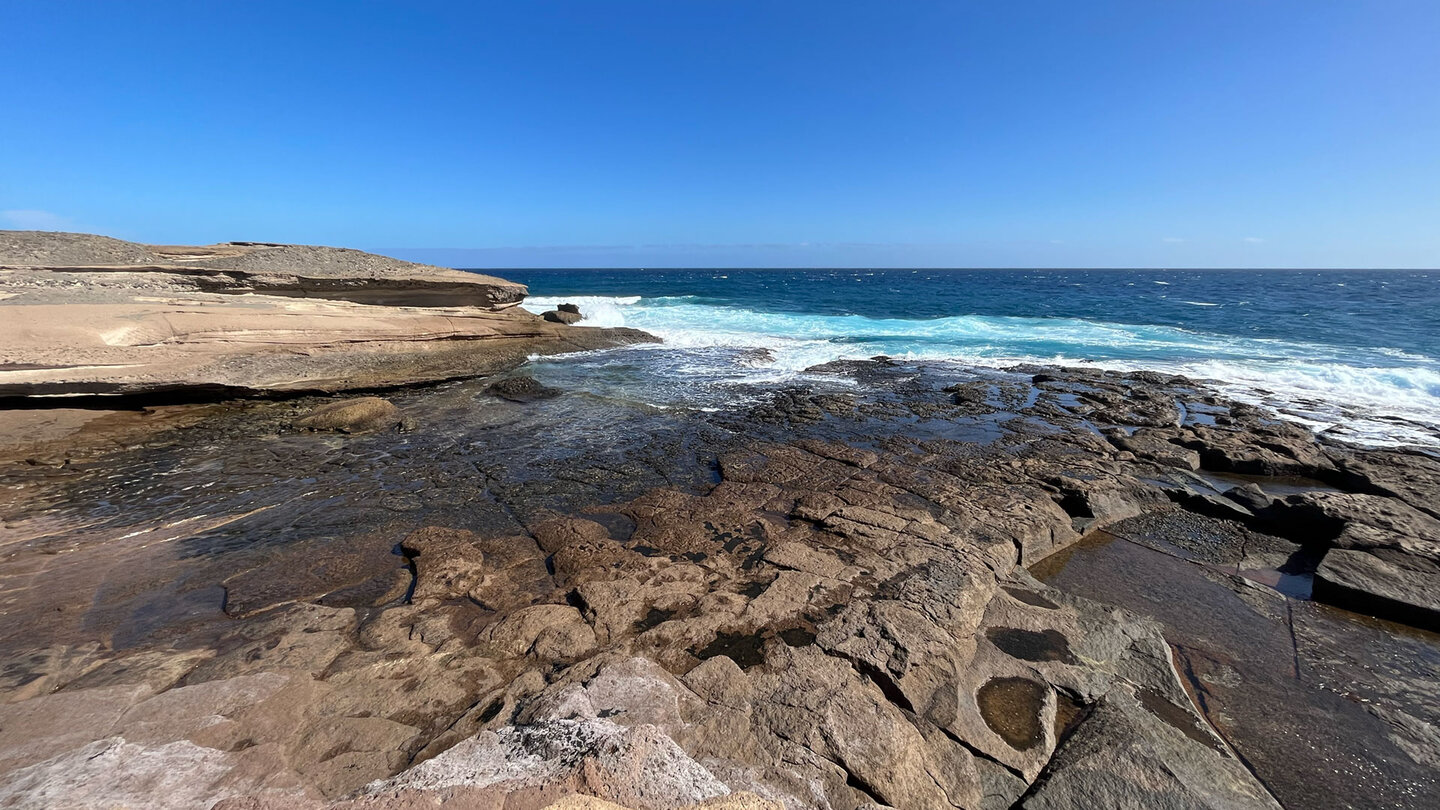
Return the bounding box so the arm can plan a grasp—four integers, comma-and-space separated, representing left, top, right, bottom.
1244, 236, 1265, 243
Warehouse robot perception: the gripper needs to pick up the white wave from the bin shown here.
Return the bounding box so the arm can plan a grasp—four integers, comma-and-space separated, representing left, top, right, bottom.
1181, 301, 1220, 307
520, 295, 1440, 447
521, 295, 641, 328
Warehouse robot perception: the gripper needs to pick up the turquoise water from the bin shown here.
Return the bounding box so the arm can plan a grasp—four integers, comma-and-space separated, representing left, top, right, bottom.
488, 268, 1440, 447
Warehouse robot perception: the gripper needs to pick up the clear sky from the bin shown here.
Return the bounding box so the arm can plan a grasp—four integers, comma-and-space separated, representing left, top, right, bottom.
2, 1, 1438, 268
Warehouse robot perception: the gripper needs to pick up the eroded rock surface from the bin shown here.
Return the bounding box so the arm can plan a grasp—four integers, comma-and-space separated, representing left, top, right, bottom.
0, 231, 654, 398
0, 359, 1436, 808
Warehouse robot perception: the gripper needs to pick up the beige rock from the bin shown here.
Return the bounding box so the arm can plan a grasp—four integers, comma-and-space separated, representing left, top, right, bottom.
0, 231, 655, 398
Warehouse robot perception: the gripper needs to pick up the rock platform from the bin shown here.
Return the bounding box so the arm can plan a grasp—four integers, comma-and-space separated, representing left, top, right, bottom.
0, 231, 653, 398
0, 256, 1436, 808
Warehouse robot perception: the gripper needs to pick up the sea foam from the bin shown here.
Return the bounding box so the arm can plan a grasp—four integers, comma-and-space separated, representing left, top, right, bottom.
522, 295, 1440, 447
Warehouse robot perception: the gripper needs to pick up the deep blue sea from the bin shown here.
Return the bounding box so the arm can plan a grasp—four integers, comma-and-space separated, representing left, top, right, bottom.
482, 268, 1440, 447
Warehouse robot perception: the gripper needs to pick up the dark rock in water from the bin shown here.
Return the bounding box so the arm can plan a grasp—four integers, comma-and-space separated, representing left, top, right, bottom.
543, 309, 582, 324
485, 376, 562, 403
294, 396, 401, 433
557, 303, 581, 314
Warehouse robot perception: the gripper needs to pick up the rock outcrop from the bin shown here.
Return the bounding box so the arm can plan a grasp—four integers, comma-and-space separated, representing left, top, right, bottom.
1, 352, 1436, 808
0, 231, 654, 398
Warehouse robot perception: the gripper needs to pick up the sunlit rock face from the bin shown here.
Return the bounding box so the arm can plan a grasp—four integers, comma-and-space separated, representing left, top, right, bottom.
0, 353, 1436, 809
0, 231, 654, 398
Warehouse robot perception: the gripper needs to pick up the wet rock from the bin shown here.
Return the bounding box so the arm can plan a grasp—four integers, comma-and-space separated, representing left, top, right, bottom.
1017, 687, 1281, 810
295, 397, 401, 433
977, 676, 1049, 750
487, 375, 563, 402
1314, 548, 1440, 632
545, 309, 584, 325
1106, 427, 1201, 471
558, 303, 582, 314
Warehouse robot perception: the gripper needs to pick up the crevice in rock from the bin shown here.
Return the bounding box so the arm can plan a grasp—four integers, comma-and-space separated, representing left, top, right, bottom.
840, 763, 890, 807
935, 722, 1027, 782
1170, 644, 1279, 801
393, 542, 418, 605
1284, 601, 1302, 680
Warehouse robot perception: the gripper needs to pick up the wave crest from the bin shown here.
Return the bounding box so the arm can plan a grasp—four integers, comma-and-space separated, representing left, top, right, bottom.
519, 295, 1440, 447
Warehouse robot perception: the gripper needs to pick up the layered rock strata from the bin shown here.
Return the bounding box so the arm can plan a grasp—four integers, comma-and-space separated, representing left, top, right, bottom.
0, 231, 653, 398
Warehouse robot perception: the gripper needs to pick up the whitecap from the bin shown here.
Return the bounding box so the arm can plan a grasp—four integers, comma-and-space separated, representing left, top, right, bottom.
520, 295, 1440, 447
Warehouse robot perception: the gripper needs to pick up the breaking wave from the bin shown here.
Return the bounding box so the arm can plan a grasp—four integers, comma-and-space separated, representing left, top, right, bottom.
522, 295, 1440, 447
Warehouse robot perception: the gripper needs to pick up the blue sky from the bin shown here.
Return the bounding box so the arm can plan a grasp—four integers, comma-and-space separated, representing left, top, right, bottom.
2, 1, 1437, 268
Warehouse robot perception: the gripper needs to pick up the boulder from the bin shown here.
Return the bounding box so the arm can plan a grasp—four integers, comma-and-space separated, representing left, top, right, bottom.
295, 397, 401, 433
487, 375, 563, 402
545, 309, 584, 325
558, 303, 582, 314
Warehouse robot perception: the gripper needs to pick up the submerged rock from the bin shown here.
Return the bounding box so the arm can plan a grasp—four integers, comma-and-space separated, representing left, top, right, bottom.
295, 397, 401, 433
487, 375, 564, 402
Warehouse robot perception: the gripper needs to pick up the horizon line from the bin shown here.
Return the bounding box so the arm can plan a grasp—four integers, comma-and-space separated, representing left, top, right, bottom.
453, 265, 1437, 272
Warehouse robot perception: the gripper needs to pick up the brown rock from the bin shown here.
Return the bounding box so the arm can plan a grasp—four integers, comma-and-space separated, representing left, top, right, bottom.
295, 397, 401, 433
545, 309, 584, 325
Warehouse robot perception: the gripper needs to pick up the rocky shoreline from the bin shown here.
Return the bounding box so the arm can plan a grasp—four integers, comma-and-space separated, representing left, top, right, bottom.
0, 231, 653, 399
0, 236, 1437, 809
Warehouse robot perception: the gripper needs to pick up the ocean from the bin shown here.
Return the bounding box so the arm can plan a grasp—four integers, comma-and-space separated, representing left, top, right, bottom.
486, 268, 1440, 448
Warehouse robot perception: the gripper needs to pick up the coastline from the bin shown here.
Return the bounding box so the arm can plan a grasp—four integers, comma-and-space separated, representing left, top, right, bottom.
0, 235, 1437, 809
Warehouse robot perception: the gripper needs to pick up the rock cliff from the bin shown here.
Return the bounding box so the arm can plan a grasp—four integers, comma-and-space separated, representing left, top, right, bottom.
0, 231, 654, 398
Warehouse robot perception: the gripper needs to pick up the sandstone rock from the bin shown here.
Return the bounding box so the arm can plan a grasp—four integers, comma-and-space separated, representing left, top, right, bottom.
558, 303, 582, 315
1018, 686, 1281, 810
295, 397, 401, 433
2, 360, 1405, 809
364, 719, 730, 807
483, 604, 598, 661
1174, 422, 1334, 477
1107, 427, 1201, 471
0, 231, 655, 398
1, 230, 528, 308
1330, 448, 1440, 520
1314, 548, 1440, 632
0, 737, 244, 810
